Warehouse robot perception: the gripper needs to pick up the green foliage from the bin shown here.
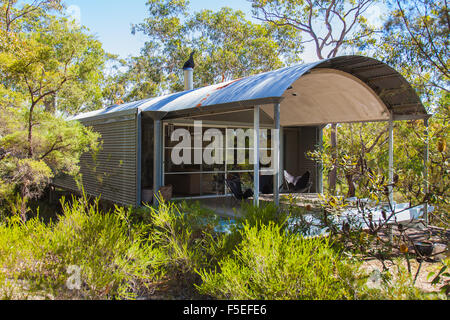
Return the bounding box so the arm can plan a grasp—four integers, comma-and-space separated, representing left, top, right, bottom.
133, 200, 308, 297
143, 198, 226, 295
101, 53, 163, 105
0, 2, 106, 114
0, 1, 62, 33
0, 194, 443, 300
0, 194, 161, 299
197, 222, 363, 300
368, 0, 449, 96
0, 0, 447, 301
348, 1, 449, 225
428, 258, 450, 297
1, 107, 100, 174
148, 200, 204, 279
0, 1, 103, 219
314, 118, 449, 227
309, 122, 391, 200
0, 106, 100, 219
104, 0, 304, 103
236, 201, 289, 229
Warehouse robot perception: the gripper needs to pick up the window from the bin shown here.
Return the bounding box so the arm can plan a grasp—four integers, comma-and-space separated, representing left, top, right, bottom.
163, 122, 274, 198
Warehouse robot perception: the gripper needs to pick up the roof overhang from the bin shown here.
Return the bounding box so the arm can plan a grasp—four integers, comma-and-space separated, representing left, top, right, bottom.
273, 68, 391, 126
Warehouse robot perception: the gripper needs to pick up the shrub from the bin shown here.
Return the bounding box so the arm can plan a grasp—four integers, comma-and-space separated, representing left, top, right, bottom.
428, 258, 450, 297
145, 198, 226, 296
218, 202, 293, 258
0, 194, 161, 299
50, 196, 161, 299
237, 202, 288, 227
196, 222, 363, 300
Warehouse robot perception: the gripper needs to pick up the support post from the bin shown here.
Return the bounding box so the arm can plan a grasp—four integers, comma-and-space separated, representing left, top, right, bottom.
388, 114, 394, 205
254, 106, 260, 207
318, 126, 324, 194
423, 118, 429, 226
153, 119, 163, 206
273, 103, 280, 206
279, 126, 284, 187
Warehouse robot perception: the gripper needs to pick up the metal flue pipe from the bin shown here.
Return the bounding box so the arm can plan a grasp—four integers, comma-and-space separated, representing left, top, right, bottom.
183, 67, 194, 91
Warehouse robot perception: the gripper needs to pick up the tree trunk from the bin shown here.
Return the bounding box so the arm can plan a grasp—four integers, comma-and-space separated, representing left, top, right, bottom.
28, 103, 35, 157
345, 173, 356, 198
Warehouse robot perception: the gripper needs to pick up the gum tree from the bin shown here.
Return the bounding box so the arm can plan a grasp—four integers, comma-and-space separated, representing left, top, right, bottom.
0, 2, 103, 220
114, 0, 303, 102
360, 0, 449, 226
249, 0, 378, 194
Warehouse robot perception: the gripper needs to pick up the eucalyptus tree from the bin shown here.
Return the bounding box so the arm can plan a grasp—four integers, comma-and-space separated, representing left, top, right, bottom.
364, 0, 449, 107
0, 0, 61, 32
126, 0, 303, 97
359, 0, 449, 225
0, 1, 103, 219
249, 0, 379, 194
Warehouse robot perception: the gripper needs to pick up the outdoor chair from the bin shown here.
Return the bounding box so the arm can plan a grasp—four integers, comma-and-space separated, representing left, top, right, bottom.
283, 170, 312, 193
247, 173, 282, 194
259, 174, 274, 194
225, 177, 253, 204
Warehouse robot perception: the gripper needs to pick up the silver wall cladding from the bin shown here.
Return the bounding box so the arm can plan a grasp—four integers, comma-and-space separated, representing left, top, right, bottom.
52, 116, 138, 206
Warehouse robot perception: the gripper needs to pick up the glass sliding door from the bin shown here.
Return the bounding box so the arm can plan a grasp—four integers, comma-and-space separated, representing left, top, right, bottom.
163, 122, 274, 199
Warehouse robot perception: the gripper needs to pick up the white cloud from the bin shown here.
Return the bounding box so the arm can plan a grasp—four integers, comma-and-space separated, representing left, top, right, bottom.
66, 5, 82, 28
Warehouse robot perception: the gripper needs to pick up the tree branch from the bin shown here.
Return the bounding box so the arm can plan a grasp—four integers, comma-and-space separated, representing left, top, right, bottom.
396, 0, 450, 79
40, 138, 70, 160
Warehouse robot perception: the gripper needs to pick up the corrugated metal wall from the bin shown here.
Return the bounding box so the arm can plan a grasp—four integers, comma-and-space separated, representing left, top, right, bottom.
53, 112, 138, 206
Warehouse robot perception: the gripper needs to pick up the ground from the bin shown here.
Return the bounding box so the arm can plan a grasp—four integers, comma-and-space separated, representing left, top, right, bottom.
360, 258, 445, 294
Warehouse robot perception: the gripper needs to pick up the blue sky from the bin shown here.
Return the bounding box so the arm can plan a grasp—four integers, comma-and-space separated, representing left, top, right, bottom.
65, 0, 255, 59
63, 0, 383, 63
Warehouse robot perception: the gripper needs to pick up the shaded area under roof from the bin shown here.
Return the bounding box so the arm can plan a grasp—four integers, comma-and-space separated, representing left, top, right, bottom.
72, 55, 427, 123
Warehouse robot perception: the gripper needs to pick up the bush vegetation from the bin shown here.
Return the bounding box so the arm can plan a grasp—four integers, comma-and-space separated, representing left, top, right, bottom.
0, 194, 161, 299
196, 222, 363, 300
0, 195, 445, 300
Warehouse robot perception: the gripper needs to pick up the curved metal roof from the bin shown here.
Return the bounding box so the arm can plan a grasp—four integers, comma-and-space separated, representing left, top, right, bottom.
73, 55, 427, 123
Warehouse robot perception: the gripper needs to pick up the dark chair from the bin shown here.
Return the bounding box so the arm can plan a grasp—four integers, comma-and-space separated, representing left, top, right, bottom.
247, 173, 277, 195
225, 177, 253, 202
284, 170, 312, 193
259, 174, 274, 194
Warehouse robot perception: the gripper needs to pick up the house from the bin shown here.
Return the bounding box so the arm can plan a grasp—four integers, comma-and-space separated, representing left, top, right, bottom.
53, 55, 430, 209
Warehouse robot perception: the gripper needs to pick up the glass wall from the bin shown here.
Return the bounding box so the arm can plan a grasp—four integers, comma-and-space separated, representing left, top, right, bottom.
163, 122, 274, 198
